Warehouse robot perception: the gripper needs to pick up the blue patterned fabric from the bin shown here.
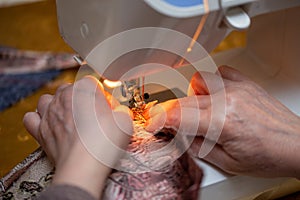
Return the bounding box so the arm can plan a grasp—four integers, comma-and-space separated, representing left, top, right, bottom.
0, 70, 60, 111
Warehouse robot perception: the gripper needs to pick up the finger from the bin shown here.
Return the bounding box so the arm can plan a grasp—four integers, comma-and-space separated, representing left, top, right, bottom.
178, 95, 211, 109
142, 100, 158, 120
146, 106, 210, 135
202, 144, 238, 175
189, 137, 237, 174
114, 105, 133, 120
112, 109, 133, 142
145, 110, 167, 133
148, 90, 226, 142
189, 137, 204, 157
74, 75, 112, 114
148, 95, 211, 119
84, 76, 120, 109
100, 109, 133, 166
73, 76, 132, 166
188, 71, 226, 96
56, 83, 71, 94
217, 65, 250, 82
148, 99, 177, 118
73, 75, 125, 131
104, 90, 120, 109
23, 112, 41, 143
37, 94, 53, 117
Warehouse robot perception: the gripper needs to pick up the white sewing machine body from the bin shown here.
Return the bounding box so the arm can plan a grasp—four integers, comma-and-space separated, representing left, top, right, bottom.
56, 0, 300, 199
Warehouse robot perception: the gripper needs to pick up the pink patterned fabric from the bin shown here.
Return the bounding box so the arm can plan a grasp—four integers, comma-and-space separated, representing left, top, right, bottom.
103, 122, 203, 199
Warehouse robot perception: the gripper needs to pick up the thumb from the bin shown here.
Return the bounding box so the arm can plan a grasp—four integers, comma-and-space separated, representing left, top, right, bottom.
73, 76, 132, 168
145, 105, 209, 137
112, 105, 134, 139
217, 65, 250, 82
188, 71, 225, 96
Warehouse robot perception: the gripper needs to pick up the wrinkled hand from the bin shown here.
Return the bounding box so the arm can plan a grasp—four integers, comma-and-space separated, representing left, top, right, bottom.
146, 66, 300, 178
23, 76, 133, 198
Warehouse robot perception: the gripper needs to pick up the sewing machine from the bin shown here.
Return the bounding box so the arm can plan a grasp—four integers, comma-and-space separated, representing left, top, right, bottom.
56, 0, 300, 199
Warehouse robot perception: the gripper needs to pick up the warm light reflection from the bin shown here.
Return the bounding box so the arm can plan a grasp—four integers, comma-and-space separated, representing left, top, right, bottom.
103, 79, 122, 88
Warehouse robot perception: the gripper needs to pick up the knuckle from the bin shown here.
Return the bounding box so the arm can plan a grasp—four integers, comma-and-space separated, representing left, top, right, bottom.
241, 81, 257, 91
39, 120, 49, 142
57, 83, 71, 93
225, 88, 239, 107
58, 87, 73, 103
166, 108, 180, 127
38, 94, 50, 105
225, 85, 248, 106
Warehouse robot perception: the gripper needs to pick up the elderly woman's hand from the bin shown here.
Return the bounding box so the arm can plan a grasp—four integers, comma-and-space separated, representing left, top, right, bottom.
146, 66, 300, 178
23, 76, 133, 199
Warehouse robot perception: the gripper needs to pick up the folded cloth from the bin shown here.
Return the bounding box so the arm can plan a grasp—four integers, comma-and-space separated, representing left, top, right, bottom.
0, 46, 78, 111
0, 70, 60, 111
0, 46, 77, 75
